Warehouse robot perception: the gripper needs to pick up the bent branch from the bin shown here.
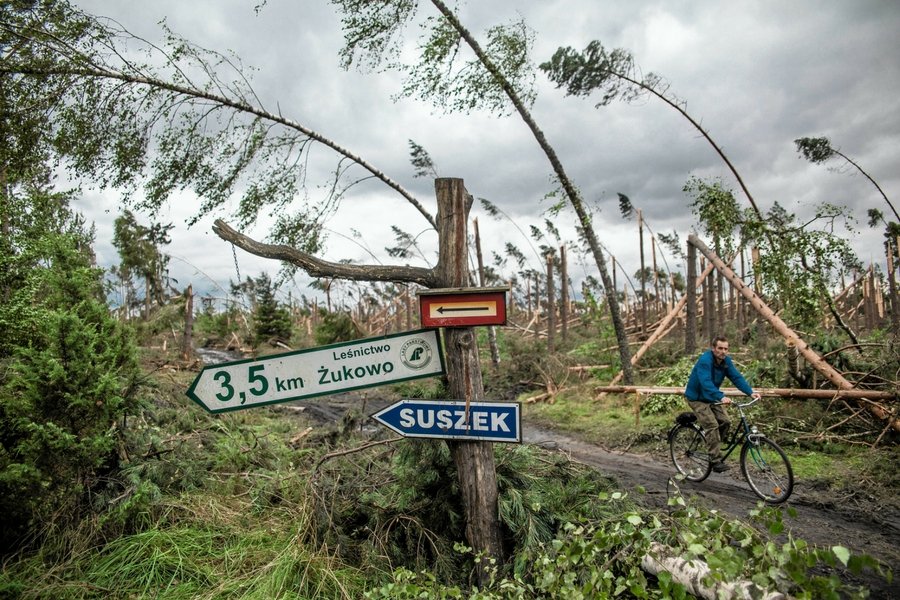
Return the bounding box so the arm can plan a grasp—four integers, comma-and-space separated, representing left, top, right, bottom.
213, 219, 438, 287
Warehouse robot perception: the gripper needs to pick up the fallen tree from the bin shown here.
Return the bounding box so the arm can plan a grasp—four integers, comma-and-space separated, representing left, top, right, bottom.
592, 385, 897, 401
689, 234, 900, 433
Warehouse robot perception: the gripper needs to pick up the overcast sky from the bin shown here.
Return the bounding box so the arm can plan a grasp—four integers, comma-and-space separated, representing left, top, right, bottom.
71, 0, 900, 307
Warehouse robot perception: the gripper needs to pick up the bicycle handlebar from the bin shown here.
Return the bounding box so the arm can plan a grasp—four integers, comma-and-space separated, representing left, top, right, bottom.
713, 396, 759, 409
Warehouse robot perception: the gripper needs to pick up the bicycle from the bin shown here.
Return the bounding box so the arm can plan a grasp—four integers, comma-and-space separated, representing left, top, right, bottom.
668, 397, 794, 503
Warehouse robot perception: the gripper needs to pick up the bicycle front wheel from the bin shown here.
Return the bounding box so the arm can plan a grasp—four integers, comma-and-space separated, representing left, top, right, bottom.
740, 436, 794, 503
669, 425, 712, 482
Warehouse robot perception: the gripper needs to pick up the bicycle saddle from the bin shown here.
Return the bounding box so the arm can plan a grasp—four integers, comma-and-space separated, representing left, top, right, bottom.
676, 412, 698, 425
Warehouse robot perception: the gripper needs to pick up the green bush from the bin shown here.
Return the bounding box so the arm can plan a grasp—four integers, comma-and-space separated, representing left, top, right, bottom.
0, 199, 142, 553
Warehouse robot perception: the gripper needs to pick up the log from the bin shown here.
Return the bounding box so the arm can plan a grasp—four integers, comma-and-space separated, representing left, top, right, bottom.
641, 542, 790, 600
592, 385, 896, 400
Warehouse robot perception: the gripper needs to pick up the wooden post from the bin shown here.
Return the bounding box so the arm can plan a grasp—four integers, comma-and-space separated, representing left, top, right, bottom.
434, 179, 503, 580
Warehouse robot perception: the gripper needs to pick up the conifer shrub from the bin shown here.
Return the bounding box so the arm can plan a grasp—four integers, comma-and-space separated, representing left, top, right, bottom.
0, 232, 141, 553
252, 273, 293, 345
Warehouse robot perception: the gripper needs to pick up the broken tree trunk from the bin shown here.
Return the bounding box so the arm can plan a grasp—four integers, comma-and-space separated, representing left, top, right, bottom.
607, 261, 717, 387
181, 284, 194, 360
689, 234, 900, 433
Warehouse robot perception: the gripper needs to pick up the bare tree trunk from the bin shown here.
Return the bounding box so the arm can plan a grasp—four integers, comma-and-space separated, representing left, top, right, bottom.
144, 276, 151, 320
651, 234, 660, 317
547, 254, 555, 353
638, 209, 646, 338
738, 249, 745, 331
434, 179, 503, 583
888, 239, 899, 333
686, 241, 697, 354
181, 284, 194, 360
560, 245, 569, 343
865, 266, 876, 331
473, 218, 500, 367
689, 234, 900, 433
702, 261, 713, 343
716, 268, 726, 335
642, 543, 788, 600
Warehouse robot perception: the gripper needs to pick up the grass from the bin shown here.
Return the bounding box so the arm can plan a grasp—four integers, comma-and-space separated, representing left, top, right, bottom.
522, 384, 678, 448
1, 492, 371, 600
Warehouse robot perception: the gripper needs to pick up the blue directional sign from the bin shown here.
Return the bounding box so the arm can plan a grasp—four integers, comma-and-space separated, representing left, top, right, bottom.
371, 399, 521, 443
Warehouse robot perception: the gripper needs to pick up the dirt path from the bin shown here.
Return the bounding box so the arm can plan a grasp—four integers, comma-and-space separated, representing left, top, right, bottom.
302, 395, 898, 597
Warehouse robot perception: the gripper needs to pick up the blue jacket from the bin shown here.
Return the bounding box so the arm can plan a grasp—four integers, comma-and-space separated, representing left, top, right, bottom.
684, 350, 754, 403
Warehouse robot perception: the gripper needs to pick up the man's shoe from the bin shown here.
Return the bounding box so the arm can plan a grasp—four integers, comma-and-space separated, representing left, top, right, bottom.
712, 461, 730, 473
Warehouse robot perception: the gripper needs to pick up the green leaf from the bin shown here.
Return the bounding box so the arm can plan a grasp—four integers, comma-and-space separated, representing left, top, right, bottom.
832, 546, 850, 567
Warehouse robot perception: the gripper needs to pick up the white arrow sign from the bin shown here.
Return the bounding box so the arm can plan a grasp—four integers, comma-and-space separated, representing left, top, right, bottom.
371, 399, 521, 443
187, 329, 444, 413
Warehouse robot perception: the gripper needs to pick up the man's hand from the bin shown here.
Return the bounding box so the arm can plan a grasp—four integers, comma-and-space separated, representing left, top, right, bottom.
720, 397, 733, 405
751, 392, 761, 401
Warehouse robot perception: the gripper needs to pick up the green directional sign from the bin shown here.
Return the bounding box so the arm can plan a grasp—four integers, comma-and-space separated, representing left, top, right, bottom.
187, 328, 445, 413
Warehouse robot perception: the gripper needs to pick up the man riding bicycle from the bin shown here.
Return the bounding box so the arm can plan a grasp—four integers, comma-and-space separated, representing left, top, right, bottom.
684, 335, 761, 472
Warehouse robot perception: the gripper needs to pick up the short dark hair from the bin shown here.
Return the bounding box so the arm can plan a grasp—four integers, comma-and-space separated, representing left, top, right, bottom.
712, 335, 728, 347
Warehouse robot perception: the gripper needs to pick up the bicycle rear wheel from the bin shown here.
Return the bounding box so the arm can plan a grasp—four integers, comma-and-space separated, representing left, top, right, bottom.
740, 436, 794, 503
669, 425, 712, 482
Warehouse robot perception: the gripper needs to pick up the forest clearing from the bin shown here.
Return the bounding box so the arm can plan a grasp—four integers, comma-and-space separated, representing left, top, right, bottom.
3, 2, 899, 598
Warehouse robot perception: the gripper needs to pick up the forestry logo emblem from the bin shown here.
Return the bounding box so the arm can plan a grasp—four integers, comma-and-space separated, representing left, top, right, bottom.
400, 337, 433, 370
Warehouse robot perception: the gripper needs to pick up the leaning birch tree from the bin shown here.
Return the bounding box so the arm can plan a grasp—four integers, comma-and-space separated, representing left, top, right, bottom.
330, 0, 636, 383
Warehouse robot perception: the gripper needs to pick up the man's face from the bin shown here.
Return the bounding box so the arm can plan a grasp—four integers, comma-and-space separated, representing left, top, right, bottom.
712, 341, 729, 362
